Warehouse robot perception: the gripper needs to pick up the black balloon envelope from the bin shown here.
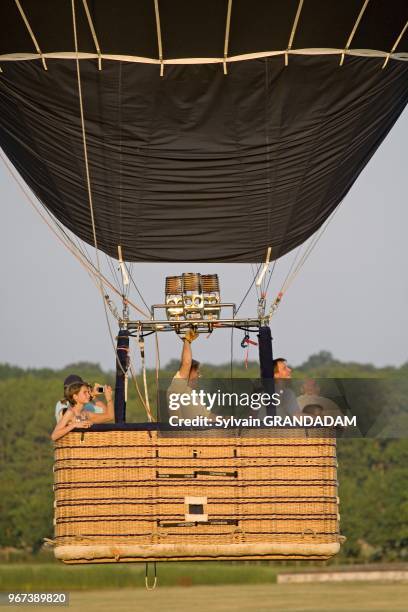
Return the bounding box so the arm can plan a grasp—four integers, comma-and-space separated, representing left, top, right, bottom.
0, 0, 407, 262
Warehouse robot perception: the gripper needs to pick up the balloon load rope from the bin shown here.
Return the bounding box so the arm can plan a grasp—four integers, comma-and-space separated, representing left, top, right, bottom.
136, 326, 154, 422
14, 0, 48, 71
223, 0, 233, 75
153, 0, 164, 77
82, 0, 103, 71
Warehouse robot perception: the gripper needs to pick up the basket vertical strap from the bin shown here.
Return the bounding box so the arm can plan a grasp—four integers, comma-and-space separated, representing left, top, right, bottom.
151, 429, 159, 543
233, 428, 243, 538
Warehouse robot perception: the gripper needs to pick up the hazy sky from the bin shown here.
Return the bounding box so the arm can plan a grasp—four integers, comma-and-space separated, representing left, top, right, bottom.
1, 108, 407, 373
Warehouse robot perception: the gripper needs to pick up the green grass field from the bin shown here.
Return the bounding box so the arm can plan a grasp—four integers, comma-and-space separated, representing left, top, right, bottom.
0, 562, 279, 590
4, 584, 405, 612
1, 564, 407, 611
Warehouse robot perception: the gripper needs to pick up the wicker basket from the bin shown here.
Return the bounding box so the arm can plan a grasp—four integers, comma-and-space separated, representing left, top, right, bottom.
54, 428, 341, 563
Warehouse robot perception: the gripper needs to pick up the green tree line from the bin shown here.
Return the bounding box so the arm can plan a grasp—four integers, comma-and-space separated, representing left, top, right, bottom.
0, 352, 407, 561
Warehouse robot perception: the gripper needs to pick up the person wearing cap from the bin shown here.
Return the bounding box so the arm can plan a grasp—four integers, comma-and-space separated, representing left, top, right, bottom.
51, 380, 114, 441
55, 374, 112, 423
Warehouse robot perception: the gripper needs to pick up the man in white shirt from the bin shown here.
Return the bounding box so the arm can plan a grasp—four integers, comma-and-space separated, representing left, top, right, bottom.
297, 379, 343, 417
167, 330, 209, 419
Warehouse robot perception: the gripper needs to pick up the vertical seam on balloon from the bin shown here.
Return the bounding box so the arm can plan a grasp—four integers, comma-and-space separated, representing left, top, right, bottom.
228, 69, 255, 261
118, 62, 123, 262
133, 77, 159, 259
277, 58, 330, 261
264, 58, 272, 259
265, 57, 286, 262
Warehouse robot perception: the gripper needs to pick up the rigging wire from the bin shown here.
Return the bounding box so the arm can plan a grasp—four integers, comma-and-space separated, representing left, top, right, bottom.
126, 263, 134, 299
105, 252, 123, 295
235, 263, 262, 316
125, 263, 151, 312
250, 264, 261, 300
267, 208, 340, 319
60, 218, 94, 266
282, 210, 339, 293
264, 258, 277, 296
279, 244, 303, 295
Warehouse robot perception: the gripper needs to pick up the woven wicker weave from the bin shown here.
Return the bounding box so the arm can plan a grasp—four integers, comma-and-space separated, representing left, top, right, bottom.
54, 429, 341, 563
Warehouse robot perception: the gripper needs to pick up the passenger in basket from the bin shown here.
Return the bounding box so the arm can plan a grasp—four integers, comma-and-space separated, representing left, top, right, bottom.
297, 379, 342, 417
167, 329, 210, 420
51, 382, 114, 441
273, 357, 292, 380
273, 357, 301, 418
55, 374, 107, 422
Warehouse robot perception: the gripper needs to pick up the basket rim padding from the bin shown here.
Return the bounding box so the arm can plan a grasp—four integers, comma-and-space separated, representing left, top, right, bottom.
55, 542, 340, 562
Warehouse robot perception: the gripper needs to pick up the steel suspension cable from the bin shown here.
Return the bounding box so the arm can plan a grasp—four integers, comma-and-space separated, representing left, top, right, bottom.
126, 264, 151, 312
235, 263, 262, 315
250, 264, 261, 300
264, 258, 277, 296
268, 208, 340, 319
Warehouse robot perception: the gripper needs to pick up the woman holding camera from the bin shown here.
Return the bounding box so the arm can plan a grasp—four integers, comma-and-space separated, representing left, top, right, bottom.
55, 375, 109, 422
51, 382, 114, 441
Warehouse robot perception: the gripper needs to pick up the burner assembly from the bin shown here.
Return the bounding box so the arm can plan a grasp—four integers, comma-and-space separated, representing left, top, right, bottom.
165, 273, 221, 322
121, 271, 263, 335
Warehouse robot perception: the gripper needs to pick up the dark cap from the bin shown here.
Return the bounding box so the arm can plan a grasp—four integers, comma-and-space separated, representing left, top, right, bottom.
63, 374, 84, 388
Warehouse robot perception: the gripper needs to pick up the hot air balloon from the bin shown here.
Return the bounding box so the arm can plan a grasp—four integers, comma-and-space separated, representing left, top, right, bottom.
1, 0, 407, 577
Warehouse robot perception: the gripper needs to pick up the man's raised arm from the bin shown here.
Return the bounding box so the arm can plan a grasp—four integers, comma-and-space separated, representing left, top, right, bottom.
178, 338, 193, 379
178, 329, 199, 378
